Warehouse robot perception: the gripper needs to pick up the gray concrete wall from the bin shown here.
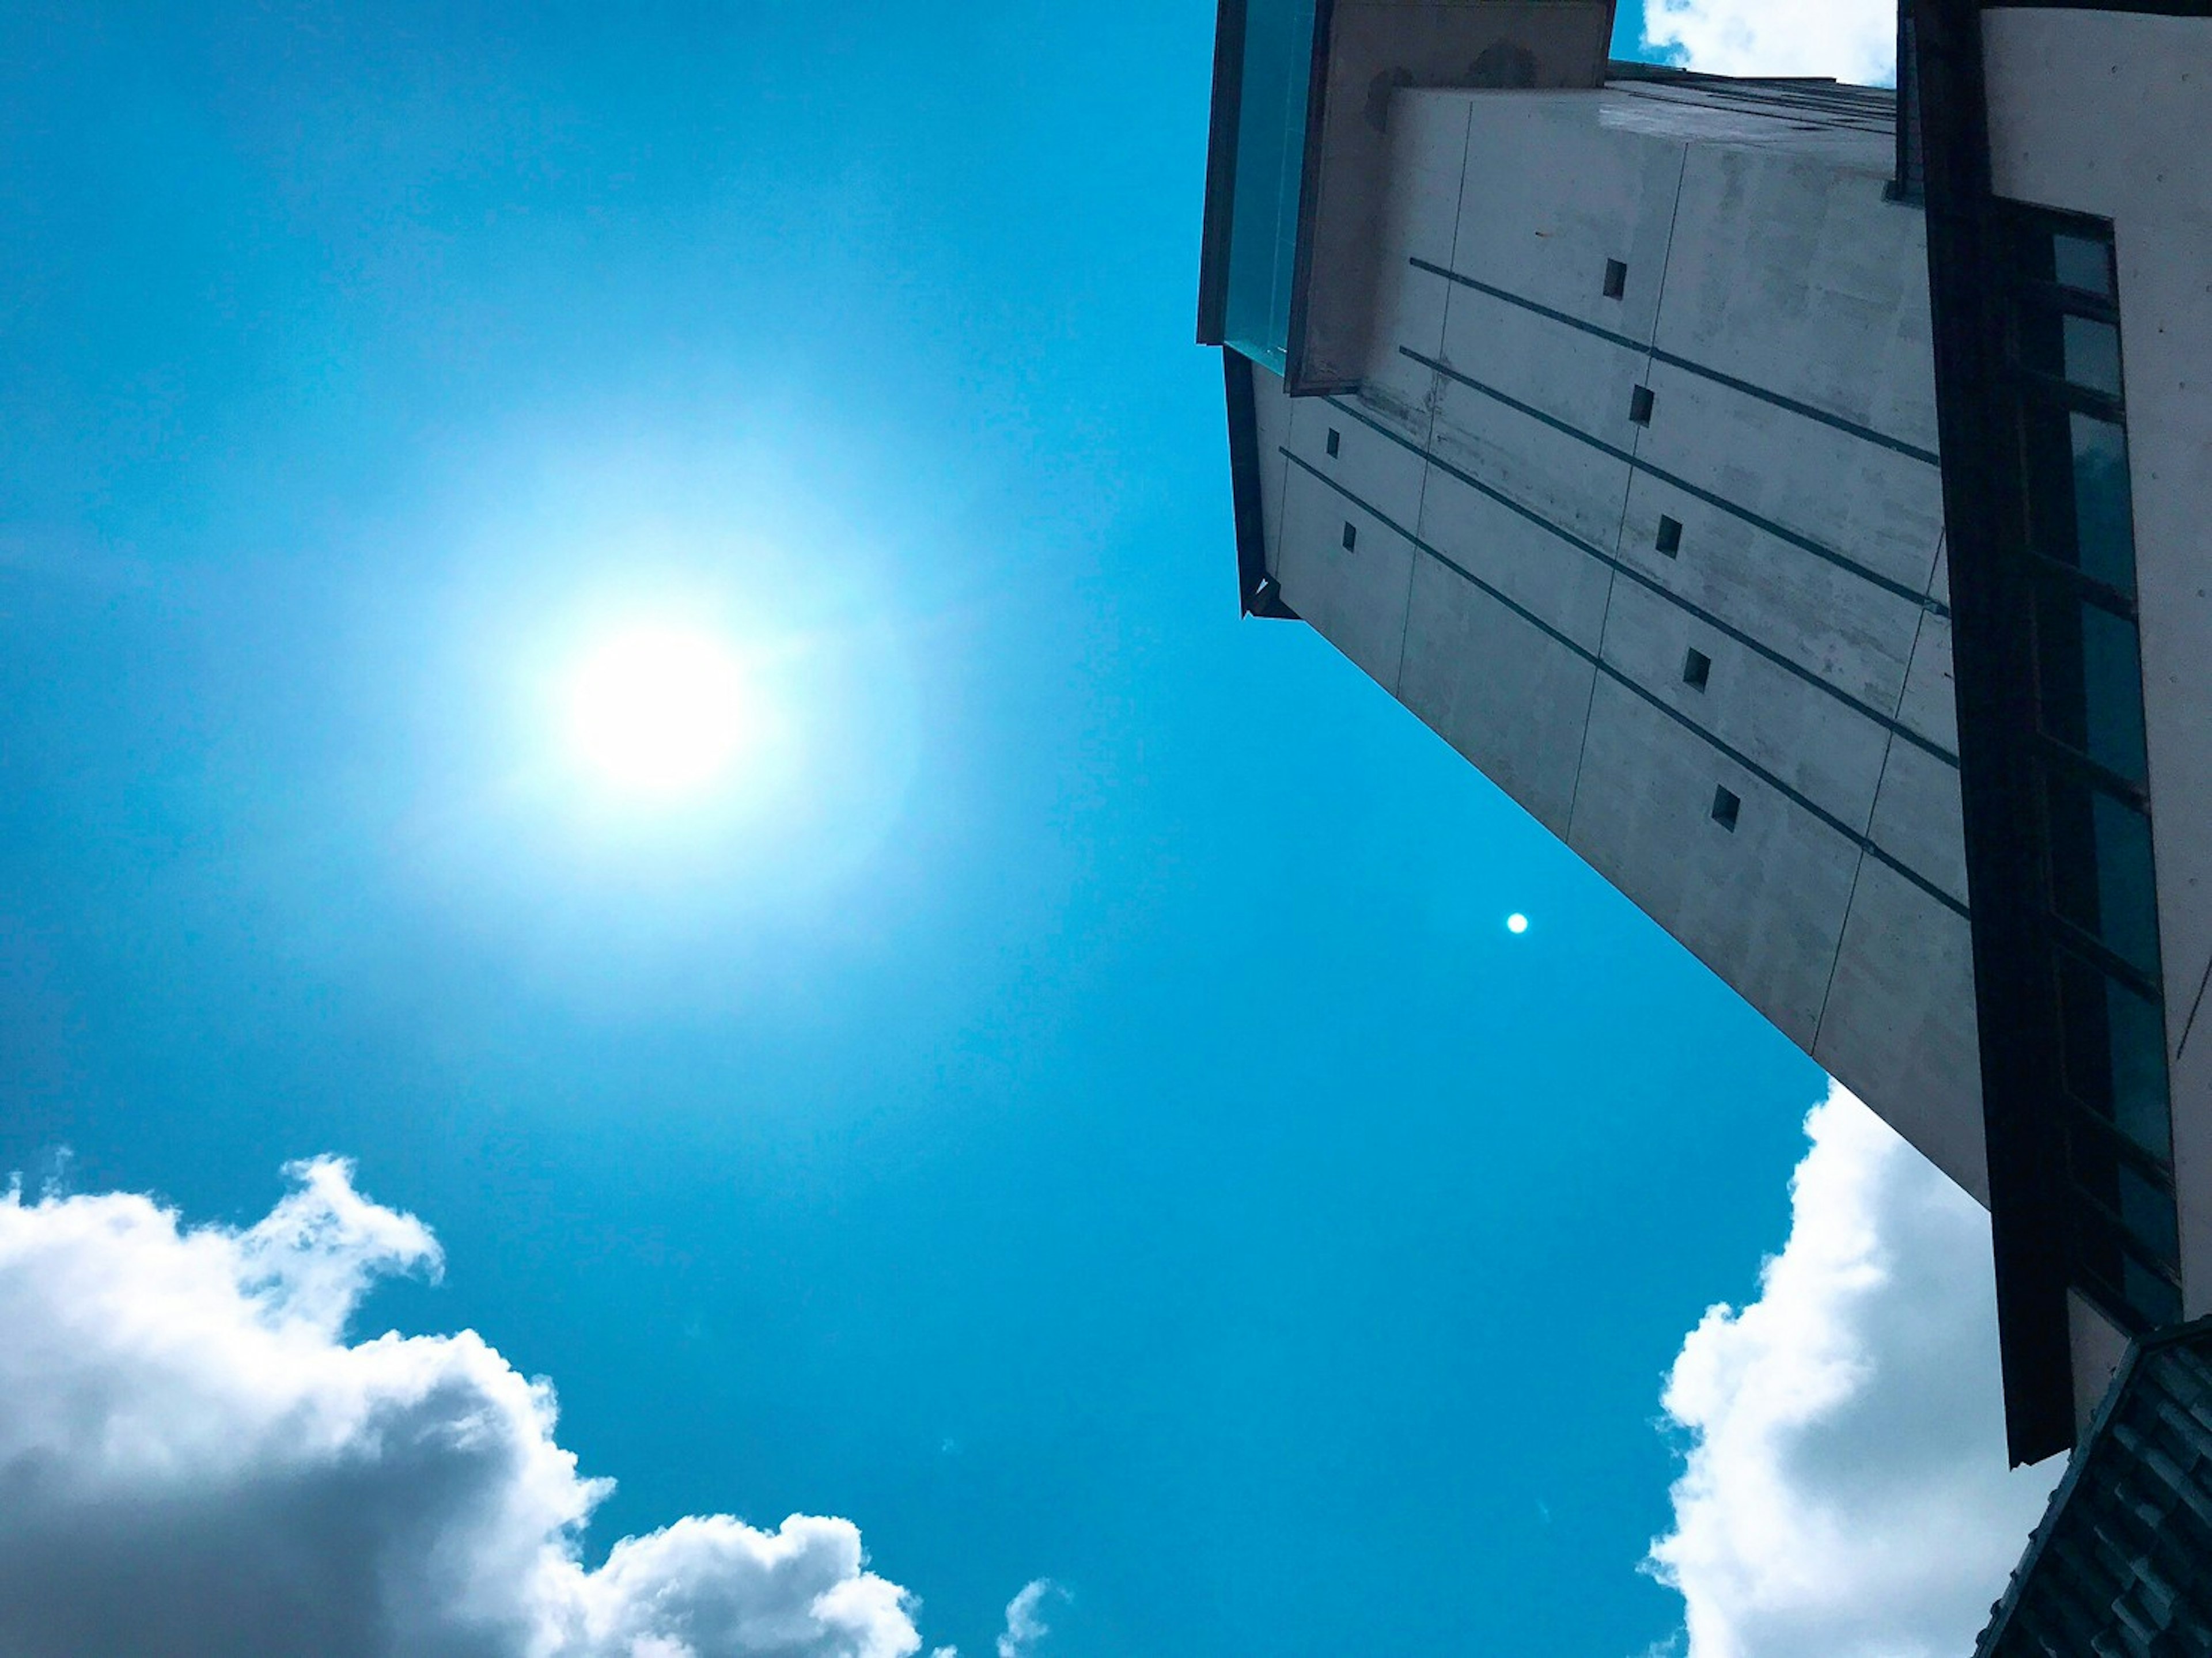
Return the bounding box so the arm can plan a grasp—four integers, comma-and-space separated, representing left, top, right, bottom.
1982, 9, 2212, 1330
1258, 83, 1992, 1202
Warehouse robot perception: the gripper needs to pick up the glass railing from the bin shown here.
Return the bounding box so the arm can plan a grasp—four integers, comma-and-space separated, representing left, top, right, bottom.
1222, 0, 1319, 374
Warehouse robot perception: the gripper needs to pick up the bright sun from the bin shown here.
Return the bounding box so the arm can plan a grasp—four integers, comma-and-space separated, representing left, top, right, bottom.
566, 624, 758, 799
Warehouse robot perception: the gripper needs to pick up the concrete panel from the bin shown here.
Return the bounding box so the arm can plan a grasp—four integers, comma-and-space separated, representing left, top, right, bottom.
1378, 90, 1474, 275
1441, 280, 1651, 464
1633, 359, 1948, 600
1894, 609, 1959, 754
1396, 553, 1595, 838
1652, 139, 1940, 456
1866, 738, 1969, 908
2067, 1291, 2131, 1433
1597, 574, 1891, 829
1297, 2, 1613, 389
1616, 468, 1927, 714
1816, 857, 1988, 1203
1274, 462, 1416, 694
1416, 460, 1612, 652
1570, 674, 1861, 1048
1452, 93, 1689, 346
1360, 94, 1466, 412
2171, 1019, 2212, 1321
1285, 394, 1429, 530
1429, 371, 1637, 557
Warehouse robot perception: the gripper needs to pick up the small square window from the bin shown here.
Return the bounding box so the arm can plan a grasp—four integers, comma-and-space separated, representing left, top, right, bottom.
1629, 385, 1655, 425
1325, 427, 1341, 458
1603, 259, 1627, 299
1656, 515, 1683, 557
1683, 648, 1711, 690
1341, 522, 1358, 552
1711, 786, 1741, 832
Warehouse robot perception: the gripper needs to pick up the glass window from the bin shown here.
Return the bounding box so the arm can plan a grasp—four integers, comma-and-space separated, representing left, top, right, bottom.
2035, 586, 2148, 781
2070, 1114, 2179, 1268
2117, 1161, 2180, 1268
2126, 1255, 2183, 1326
2052, 232, 2113, 298
2063, 316, 2123, 398
2020, 311, 2123, 398
2057, 951, 2172, 1159
2069, 412, 2136, 586
2009, 220, 2115, 298
2044, 775, 2161, 977
2071, 1205, 2181, 1330
2022, 407, 2137, 590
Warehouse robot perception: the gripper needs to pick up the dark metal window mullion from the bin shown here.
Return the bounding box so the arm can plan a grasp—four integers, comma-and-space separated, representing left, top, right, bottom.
2039, 912, 2162, 1006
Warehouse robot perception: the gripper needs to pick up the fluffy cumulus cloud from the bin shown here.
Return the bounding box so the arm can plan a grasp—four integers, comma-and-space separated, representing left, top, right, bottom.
1642, 1087, 2064, 1658
1643, 0, 1896, 86
0, 1157, 929, 1658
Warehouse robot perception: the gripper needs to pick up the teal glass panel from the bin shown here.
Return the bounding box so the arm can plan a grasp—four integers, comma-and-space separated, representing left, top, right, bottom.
2020, 310, 2121, 398
2046, 774, 2161, 977
2070, 412, 2136, 587
2118, 1160, 2180, 1268
1223, 0, 1319, 373
2009, 220, 2115, 297
2051, 232, 2113, 298
2058, 950, 2172, 1160
2028, 405, 2137, 591
2125, 1254, 2182, 1325
2063, 315, 2123, 397
2035, 585, 2148, 781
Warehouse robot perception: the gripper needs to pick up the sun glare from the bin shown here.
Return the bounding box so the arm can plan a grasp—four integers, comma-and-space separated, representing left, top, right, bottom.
566, 624, 758, 799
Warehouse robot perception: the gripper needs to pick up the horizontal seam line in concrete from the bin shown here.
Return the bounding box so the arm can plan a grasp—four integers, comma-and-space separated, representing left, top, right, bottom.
1281, 446, 1970, 920
1407, 260, 1941, 466
1324, 394, 1960, 769
1398, 344, 1950, 618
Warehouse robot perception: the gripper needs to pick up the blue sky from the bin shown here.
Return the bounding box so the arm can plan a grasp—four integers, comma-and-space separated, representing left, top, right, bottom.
0, 3, 1895, 1655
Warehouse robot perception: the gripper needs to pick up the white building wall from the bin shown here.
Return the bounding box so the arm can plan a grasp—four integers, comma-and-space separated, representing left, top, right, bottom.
1255, 82, 1991, 1201
1981, 7, 2212, 1333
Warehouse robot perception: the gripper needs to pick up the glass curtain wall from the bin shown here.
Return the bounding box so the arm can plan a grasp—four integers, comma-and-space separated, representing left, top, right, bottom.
2003, 207, 2181, 1330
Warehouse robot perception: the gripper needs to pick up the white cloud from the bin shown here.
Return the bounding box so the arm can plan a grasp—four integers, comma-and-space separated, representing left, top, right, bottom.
1642, 1087, 2063, 1658
995, 1580, 1062, 1658
0, 1156, 928, 1658
1643, 0, 1896, 86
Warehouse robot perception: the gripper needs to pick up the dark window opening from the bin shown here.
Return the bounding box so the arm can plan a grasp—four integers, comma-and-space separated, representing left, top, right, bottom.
1628, 385, 1655, 425
1340, 521, 1357, 552
2041, 772, 2160, 980
2032, 586, 2147, 782
1325, 427, 1340, 458
2056, 950, 2172, 1160
1603, 259, 1627, 299
2022, 406, 2135, 591
1656, 515, 1683, 557
1711, 786, 1740, 832
1682, 648, 1711, 691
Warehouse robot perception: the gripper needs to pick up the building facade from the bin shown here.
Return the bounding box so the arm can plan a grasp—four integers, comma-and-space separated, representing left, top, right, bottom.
1200, 0, 2212, 1464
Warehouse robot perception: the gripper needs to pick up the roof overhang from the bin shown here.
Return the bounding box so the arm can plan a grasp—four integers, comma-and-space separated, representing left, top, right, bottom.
1199, 0, 1618, 393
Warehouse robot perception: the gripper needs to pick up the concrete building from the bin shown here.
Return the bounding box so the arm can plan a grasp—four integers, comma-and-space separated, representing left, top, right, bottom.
1198, 0, 2212, 1464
